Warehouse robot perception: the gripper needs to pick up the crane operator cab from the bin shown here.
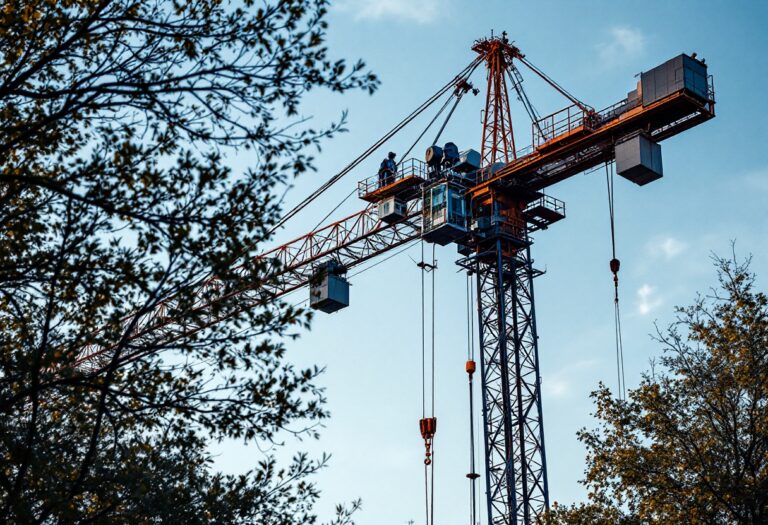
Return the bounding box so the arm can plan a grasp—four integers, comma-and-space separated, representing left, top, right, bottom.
421, 141, 479, 245
421, 180, 469, 245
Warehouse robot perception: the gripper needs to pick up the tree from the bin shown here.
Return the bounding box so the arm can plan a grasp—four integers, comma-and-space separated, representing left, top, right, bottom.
547, 254, 768, 524
0, 0, 377, 522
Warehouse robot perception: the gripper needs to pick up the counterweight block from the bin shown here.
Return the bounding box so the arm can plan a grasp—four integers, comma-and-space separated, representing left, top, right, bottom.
615, 133, 663, 186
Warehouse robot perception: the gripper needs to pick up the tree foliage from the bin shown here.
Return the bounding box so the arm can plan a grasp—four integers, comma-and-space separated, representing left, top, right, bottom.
0, 0, 377, 522
547, 255, 768, 524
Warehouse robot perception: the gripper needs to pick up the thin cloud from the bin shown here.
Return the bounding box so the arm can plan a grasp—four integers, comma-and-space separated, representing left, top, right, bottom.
647, 235, 687, 260
543, 359, 599, 399
743, 166, 768, 192
544, 377, 569, 399
335, 0, 440, 24
598, 26, 646, 65
636, 284, 662, 316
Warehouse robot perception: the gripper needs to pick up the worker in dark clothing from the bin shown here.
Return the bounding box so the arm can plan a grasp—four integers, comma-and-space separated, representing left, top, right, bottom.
378, 152, 397, 187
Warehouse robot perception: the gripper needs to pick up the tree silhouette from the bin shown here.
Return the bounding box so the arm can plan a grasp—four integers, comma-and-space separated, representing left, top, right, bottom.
0, 0, 377, 522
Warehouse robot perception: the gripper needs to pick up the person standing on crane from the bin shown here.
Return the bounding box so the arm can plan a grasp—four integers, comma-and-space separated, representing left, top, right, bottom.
378, 151, 397, 187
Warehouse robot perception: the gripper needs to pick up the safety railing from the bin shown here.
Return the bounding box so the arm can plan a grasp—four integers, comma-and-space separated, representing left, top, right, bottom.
532, 104, 597, 147
706, 74, 716, 113
596, 95, 640, 125
357, 158, 427, 198
524, 194, 565, 217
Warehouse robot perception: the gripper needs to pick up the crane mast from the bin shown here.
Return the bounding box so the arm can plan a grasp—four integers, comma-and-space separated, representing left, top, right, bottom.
74, 34, 715, 525
468, 35, 550, 523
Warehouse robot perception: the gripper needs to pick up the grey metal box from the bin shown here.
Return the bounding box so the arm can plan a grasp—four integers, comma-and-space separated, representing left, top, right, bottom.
377, 196, 407, 223
641, 54, 708, 106
453, 149, 481, 173
615, 134, 663, 186
310, 273, 349, 313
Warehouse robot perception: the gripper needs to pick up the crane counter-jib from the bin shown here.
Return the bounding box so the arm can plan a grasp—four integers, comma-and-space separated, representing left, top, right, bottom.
470, 77, 715, 197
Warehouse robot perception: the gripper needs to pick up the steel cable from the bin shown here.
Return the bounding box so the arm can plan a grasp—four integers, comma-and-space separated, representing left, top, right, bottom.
605, 161, 627, 400
270, 56, 484, 236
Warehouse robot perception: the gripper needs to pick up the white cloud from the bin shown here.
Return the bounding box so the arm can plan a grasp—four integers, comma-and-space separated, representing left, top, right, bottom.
636, 284, 662, 316
743, 167, 768, 192
598, 26, 646, 65
335, 0, 440, 24
647, 235, 687, 260
544, 377, 569, 399
543, 359, 598, 399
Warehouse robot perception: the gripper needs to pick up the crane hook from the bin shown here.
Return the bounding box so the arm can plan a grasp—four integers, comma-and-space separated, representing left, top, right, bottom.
419, 417, 437, 466
610, 258, 620, 301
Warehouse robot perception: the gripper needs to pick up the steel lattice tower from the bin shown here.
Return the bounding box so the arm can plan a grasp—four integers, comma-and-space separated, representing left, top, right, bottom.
471, 241, 548, 524
466, 33, 550, 525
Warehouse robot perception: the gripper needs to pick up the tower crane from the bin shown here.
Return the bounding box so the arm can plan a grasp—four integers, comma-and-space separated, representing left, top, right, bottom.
74, 34, 715, 525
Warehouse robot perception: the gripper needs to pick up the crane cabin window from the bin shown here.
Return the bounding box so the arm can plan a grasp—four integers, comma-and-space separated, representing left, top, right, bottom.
422, 182, 468, 246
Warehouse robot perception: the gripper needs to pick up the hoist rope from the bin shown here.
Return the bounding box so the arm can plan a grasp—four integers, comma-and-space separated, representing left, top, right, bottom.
430, 243, 436, 525
421, 240, 426, 419
466, 273, 478, 525
431, 243, 436, 417
605, 161, 627, 401
466, 275, 472, 361
424, 465, 429, 525
419, 240, 429, 525
418, 241, 438, 525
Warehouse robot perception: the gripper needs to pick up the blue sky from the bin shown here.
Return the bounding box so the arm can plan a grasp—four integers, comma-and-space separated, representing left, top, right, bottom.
214, 1, 768, 523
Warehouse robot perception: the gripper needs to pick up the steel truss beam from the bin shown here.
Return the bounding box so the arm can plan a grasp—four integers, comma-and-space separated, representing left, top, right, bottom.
75, 202, 422, 371
472, 241, 548, 525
